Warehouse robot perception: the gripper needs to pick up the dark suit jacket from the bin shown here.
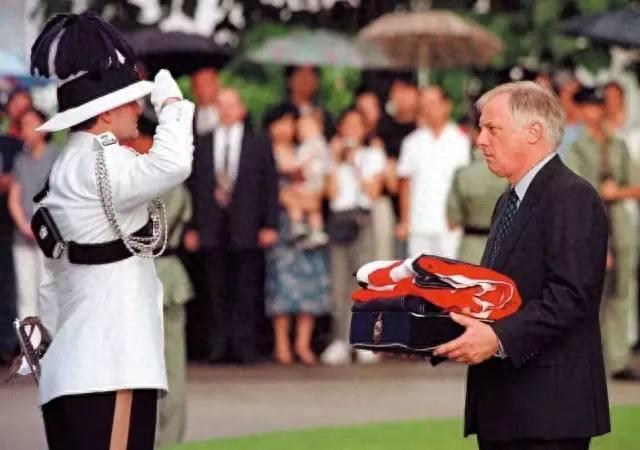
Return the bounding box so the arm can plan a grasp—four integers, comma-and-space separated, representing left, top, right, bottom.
465, 155, 610, 440
187, 127, 278, 251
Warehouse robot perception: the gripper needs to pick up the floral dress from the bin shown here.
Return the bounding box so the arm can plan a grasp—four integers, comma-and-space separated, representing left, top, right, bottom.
265, 210, 331, 316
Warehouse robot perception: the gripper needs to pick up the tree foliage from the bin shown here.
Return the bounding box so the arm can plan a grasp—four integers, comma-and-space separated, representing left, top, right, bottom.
34, 0, 636, 123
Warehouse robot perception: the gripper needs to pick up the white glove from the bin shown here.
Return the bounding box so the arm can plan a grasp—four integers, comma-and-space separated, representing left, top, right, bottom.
150, 69, 183, 116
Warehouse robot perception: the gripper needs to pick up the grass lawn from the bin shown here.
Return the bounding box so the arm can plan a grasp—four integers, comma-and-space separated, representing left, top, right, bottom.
169, 405, 639, 450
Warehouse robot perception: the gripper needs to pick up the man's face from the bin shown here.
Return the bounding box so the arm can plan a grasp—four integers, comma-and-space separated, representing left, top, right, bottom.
390, 82, 418, 115
217, 90, 246, 127
107, 101, 142, 141
290, 67, 318, 100
192, 68, 219, 106
476, 94, 528, 179
419, 88, 451, 128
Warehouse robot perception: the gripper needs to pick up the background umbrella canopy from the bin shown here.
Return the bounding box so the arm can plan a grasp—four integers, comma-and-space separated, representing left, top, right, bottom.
123, 28, 232, 77
558, 5, 640, 48
0, 49, 27, 76
247, 29, 394, 69
0, 49, 50, 87
358, 10, 504, 70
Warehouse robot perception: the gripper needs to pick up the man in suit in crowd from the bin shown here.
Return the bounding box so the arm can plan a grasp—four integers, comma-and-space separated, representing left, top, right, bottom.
434, 81, 610, 450
192, 67, 220, 136
185, 87, 279, 364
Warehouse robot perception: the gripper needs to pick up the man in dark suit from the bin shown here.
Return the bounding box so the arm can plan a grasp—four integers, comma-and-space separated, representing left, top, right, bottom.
434, 81, 610, 450
185, 87, 279, 364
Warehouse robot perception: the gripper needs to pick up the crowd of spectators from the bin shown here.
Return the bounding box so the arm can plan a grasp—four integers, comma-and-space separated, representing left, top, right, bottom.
1, 65, 640, 381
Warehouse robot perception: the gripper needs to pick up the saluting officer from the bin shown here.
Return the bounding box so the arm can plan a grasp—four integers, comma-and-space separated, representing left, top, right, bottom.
28, 12, 194, 449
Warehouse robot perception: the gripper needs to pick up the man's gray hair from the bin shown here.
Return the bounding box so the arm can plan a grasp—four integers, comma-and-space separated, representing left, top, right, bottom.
476, 81, 564, 148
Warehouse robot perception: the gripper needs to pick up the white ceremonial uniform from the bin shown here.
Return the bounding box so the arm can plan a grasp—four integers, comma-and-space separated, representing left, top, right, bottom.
37, 100, 195, 406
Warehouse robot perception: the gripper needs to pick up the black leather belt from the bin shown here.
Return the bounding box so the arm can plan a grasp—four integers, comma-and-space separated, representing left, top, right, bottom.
463, 226, 491, 236
66, 221, 154, 265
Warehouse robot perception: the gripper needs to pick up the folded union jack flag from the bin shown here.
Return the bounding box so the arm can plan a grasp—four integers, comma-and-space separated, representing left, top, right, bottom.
352, 255, 522, 320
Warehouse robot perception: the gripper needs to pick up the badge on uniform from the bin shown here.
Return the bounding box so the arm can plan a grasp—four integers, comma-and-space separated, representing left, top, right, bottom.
99, 133, 118, 147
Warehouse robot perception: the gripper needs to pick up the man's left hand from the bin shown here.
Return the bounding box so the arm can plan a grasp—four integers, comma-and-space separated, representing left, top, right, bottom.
433, 312, 500, 365
258, 228, 278, 248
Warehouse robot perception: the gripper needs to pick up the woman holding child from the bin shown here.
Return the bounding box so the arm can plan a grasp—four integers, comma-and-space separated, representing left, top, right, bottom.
263, 105, 331, 365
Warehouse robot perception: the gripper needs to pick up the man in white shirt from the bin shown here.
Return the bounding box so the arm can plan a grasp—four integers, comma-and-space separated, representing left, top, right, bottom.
396, 86, 471, 258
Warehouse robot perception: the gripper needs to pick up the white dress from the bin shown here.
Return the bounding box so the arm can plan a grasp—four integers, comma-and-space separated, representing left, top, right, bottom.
37, 100, 195, 406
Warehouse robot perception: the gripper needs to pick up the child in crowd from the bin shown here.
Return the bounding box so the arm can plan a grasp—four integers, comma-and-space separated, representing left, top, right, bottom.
274, 114, 329, 248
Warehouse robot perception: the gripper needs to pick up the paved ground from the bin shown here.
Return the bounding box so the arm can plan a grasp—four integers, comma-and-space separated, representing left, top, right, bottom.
2, 358, 640, 450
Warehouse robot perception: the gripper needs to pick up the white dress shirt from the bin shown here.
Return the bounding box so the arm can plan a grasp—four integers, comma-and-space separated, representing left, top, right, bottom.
37, 100, 195, 405
195, 105, 219, 135
397, 123, 471, 235
496, 151, 556, 358
214, 122, 243, 186
513, 152, 557, 207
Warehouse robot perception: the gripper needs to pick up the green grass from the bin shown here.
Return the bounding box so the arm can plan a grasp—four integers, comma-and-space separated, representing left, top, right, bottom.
168, 406, 640, 450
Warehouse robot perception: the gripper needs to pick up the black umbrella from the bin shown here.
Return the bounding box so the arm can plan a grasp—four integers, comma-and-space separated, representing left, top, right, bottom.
123, 28, 233, 77
558, 5, 640, 48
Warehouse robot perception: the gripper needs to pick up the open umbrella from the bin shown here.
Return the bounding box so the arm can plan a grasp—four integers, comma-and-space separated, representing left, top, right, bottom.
0, 49, 50, 87
122, 28, 232, 77
0, 50, 27, 77
358, 10, 504, 83
247, 29, 394, 69
558, 5, 640, 48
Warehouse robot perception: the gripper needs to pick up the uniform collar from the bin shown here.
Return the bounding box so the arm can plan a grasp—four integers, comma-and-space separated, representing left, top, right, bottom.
67, 131, 120, 151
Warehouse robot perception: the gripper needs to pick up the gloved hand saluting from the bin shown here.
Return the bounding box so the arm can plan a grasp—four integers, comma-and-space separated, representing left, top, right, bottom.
150, 69, 183, 116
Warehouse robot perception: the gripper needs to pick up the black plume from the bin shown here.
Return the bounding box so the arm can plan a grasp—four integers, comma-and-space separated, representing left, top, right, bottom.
30, 13, 70, 77
31, 11, 136, 80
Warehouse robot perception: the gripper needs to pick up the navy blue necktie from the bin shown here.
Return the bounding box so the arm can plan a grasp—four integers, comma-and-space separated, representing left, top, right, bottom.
488, 189, 519, 268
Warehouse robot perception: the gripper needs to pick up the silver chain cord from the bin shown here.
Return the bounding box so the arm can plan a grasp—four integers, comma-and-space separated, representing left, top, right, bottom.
95, 144, 168, 258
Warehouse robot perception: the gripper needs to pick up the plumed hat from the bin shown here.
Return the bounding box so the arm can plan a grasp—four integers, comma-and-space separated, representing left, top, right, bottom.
31, 12, 153, 132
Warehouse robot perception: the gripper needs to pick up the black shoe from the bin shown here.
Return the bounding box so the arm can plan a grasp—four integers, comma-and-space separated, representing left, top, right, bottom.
612, 367, 640, 381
